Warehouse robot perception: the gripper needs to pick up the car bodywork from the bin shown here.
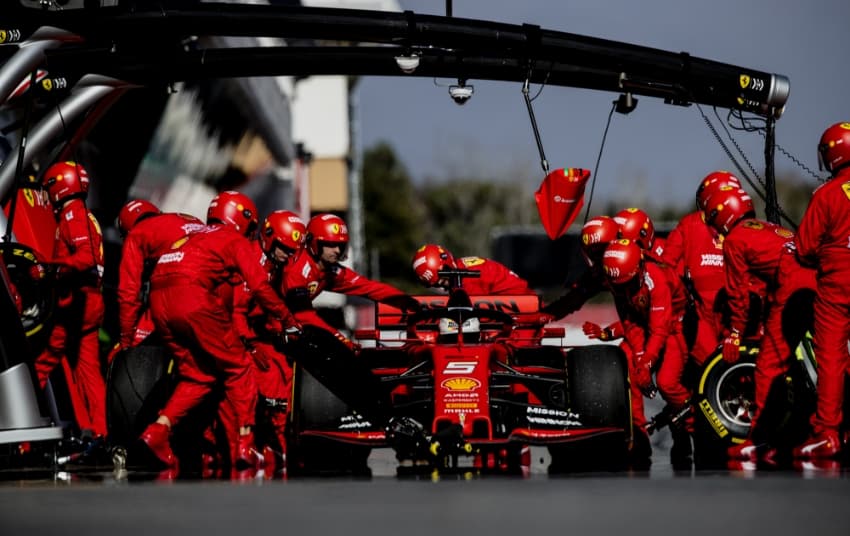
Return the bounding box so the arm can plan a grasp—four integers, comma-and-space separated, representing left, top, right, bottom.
285, 286, 632, 474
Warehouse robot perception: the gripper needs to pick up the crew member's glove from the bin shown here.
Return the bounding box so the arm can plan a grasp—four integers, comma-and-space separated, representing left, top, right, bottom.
721, 329, 741, 363
582, 322, 611, 341
281, 325, 301, 344
632, 351, 657, 399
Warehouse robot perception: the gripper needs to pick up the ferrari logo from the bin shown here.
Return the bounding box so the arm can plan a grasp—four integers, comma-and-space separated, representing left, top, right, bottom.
23, 189, 35, 207
0, 31, 6, 44
739, 74, 750, 89
291, 229, 301, 242
307, 281, 319, 295
461, 256, 485, 267
331, 223, 340, 234
42, 79, 52, 91
774, 228, 794, 239
743, 221, 764, 230
170, 236, 189, 250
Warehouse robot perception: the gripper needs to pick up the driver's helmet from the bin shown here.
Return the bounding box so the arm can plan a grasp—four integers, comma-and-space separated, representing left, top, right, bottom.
818, 122, 850, 174
438, 316, 481, 344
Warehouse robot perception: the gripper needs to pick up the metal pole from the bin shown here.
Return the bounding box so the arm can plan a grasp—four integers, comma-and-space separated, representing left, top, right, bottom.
522, 77, 549, 175
0, 78, 128, 237
2, 70, 38, 243
764, 112, 779, 224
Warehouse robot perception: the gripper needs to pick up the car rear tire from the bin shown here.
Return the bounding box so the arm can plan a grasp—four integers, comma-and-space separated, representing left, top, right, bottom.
106, 343, 173, 451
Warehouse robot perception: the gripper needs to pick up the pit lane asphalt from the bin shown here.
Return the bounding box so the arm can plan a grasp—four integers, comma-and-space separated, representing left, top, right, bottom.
1, 436, 849, 536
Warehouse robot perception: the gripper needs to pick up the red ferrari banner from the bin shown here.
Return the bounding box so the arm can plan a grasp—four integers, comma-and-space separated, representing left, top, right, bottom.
534, 167, 590, 239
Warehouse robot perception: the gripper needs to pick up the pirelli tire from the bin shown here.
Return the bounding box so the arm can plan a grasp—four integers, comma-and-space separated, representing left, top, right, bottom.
549, 344, 631, 471
286, 366, 372, 476
0, 242, 55, 354
693, 346, 757, 461
106, 343, 174, 453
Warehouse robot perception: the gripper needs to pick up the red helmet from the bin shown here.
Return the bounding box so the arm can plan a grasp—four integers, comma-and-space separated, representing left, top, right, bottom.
614, 208, 654, 250
260, 210, 306, 255
307, 213, 349, 258
602, 239, 644, 285
206, 190, 258, 236
696, 171, 741, 211
702, 186, 755, 235
412, 244, 456, 286
818, 122, 850, 174
42, 161, 89, 205
580, 216, 619, 267
118, 199, 159, 237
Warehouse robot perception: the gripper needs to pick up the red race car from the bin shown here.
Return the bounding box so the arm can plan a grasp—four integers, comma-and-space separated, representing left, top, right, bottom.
284, 281, 634, 476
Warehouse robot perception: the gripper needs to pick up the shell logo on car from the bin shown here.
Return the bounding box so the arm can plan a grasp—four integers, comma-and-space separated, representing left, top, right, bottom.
441, 377, 481, 391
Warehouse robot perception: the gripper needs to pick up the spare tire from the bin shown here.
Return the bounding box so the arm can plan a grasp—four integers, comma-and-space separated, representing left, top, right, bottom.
693, 348, 756, 463
0, 242, 54, 354
106, 343, 174, 449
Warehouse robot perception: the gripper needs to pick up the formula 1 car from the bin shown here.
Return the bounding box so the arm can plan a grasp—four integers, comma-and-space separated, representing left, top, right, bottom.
283, 279, 634, 476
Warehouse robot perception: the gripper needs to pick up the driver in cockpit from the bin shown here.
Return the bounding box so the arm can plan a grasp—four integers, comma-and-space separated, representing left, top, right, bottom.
438, 316, 481, 344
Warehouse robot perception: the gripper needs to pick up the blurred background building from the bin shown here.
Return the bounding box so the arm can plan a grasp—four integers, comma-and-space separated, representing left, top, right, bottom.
4, 0, 402, 336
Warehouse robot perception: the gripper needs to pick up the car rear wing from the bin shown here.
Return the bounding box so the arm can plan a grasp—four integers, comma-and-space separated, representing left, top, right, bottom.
376, 294, 542, 330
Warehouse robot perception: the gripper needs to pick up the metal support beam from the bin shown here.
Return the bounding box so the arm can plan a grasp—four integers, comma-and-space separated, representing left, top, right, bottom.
0, 76, 131, 237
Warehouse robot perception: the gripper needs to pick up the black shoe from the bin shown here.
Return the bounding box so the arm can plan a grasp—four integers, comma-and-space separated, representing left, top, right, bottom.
630, 429, 653, 468
670, 426, 693, 469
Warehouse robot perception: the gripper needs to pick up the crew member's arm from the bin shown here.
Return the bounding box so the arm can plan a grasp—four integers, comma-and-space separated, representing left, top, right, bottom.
117, 232, 146, 347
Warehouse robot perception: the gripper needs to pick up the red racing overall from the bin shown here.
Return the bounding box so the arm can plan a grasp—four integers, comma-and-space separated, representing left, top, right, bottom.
795, 167, 850, 439
722, 219, 816, 437
117, 212, 204, 347
615, 262, 690, 411
281, 248, 419, 344
33, 198, 107, 437
149, 225, 297, 462
232, 241, 293, 463
662, 211, 726, 364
